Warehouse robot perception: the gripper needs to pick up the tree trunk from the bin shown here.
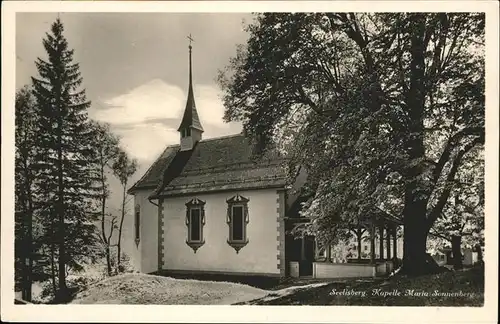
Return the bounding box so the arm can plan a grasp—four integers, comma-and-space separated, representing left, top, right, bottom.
401, 185, 430, 275
386, 227, 391, 260
19, 166, 33, 301
56, 107, 67, 302
370, 224, 375, 264
326, 244, 332, 262
19, 208, 28, 301
379, 226, 384, 261
105, 246, 112, 276
357, 229, 362, 260
56, 200, 67, 301
392, 227, 397, 261
475, 244, 483, 264
50, 242, 57, 297
100, 167, 112, 276
451, 235, 463, 270
400, 14, 433, 276
25, 176, 34, 302
117, 183, 127, 268
23, 211, 33, 302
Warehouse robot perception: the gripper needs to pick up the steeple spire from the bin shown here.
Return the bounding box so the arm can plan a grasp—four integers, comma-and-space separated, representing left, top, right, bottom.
178, 34, 204, 151
177, 34, 204, 133
188, 34, 194, 96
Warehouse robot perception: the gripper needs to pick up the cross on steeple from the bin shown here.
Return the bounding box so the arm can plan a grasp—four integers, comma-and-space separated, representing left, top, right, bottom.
187, 34, 194, 49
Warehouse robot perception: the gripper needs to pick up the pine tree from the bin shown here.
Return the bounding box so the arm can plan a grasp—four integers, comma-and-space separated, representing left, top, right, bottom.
15, 86, 37, 301
31, 18, 102, 302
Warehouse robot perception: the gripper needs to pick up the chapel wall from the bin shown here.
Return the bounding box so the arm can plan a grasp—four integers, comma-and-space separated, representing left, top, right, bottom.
128, 189, 158, 273
160, 188, 282, 276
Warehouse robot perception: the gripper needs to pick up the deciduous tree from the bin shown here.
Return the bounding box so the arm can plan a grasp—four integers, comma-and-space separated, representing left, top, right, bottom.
92, 121, 121, 276
429, 147, 484, 269
218, 13, 484, 275
112, 150, 138, 269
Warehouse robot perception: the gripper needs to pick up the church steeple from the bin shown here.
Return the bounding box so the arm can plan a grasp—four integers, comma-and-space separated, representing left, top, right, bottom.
178, 34, 203, 151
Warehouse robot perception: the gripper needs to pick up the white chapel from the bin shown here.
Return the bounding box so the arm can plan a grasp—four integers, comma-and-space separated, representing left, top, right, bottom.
127, 41, 403, 280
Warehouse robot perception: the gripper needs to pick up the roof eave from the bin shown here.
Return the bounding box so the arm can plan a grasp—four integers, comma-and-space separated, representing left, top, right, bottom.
177, 124, 204, 132
154, 183, 287, 199
127, 184, 158, 195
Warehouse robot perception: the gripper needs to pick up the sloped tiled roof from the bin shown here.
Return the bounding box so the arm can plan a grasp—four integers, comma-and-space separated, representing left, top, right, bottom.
128, 134, 288, 197
128, 145, 179, 191
177, 85, 203, 132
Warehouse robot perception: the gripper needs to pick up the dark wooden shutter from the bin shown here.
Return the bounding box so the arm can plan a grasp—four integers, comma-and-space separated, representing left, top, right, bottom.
135, 210, 140, 240
190, 208, 201, 241
232, 206, 244, 241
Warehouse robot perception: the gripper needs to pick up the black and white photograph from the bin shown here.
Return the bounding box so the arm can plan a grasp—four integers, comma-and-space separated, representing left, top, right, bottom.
1, 1, 498, 323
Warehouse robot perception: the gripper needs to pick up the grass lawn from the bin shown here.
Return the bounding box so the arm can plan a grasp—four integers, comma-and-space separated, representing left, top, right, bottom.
241, 265, 484, 306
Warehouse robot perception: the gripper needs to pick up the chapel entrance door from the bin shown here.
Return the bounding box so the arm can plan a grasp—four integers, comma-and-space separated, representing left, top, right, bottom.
299, 235, 315, 276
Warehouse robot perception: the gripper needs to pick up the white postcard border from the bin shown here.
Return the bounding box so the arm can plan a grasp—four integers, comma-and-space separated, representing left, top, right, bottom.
2, 1, 498, 323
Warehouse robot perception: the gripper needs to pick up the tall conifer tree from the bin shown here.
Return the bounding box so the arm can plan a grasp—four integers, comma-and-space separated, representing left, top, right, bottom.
15, 86, 37, 301
31, 18, 101, 301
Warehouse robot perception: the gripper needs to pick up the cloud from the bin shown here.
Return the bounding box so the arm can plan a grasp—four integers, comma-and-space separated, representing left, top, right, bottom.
113, 122, 179, 162
89, 78, 241, 163
91, 79, 185, 125
196, 85, 230, 126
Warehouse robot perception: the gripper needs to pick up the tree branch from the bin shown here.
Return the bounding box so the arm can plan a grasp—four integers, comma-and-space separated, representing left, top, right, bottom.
426, 14, 449, 89
107, 216, 117, 243
459, 217, 469, 234
431, 126, 484, 186
295, 85, 327, 117
426, 135, 484, 230
429, 230, 452, 242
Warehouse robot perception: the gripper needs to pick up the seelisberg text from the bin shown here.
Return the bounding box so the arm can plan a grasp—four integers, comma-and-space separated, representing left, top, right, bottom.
328, 288, 477, 298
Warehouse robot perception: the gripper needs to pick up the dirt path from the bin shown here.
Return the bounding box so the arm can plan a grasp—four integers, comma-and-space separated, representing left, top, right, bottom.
72, 273, 269, 305
72, 273, 336, 305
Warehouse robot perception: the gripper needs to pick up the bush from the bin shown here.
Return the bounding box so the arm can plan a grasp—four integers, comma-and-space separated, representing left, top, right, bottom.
116, 253, 135, 274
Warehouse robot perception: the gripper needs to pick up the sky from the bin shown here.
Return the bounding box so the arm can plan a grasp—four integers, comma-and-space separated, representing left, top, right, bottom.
16, 12, 250, 165
15, 12, 254, 220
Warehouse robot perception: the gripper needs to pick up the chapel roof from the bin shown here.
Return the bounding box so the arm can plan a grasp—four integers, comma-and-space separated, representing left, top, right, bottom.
128, 133, 288, 198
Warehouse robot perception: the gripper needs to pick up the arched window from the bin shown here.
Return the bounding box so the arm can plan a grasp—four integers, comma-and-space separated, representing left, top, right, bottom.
185, 198, 206, 253
226, 194, 249, 253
